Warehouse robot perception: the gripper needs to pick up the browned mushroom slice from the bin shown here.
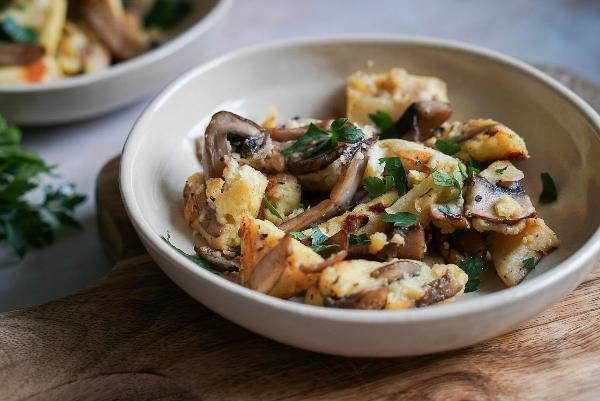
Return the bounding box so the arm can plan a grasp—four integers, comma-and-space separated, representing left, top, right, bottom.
430, 204, 470, 230
323, 286, 389, 310
465, 176, 536, 223
247, 236, 293, 293
300, 250, 348, 274
414, 270, 463, 307
0, 43, 45, 66
370, 260, 421, 281
194, 245, 239, 272
286, 144, 345, 175
79, 0, 149, 60
279, 152, 368, 232
202, 111, 267, 180
396, 101, 453, 141
378, 225, 427, 260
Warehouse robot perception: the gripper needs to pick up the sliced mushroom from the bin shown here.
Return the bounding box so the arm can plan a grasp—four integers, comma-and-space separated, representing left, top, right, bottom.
247, 236, 293, 293
453, 123, 499, 143
78, 0, 149, 60
300, 250, 348, 274
414, 270, 463, 307
194, 245, 239, 272
396, 101, 453, 142
378, 225, 427, 260
323, 286, 389, 310
202, 111, 268, 180
279, 150, 368, 232
465, 175, 536, 223
0, 44, 45, 66
430, 203, 470, 231
370, 260, 421, 281
286, 143, 345, 175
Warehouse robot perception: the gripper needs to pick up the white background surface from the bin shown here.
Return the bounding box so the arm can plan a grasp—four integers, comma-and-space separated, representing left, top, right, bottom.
1, 0, 599, 311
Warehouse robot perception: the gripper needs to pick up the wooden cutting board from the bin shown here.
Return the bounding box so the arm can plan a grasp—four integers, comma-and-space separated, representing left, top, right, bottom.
1, 67, 600, 401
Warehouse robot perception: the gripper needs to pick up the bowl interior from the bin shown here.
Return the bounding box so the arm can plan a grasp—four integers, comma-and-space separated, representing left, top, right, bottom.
127, 38, 600, 301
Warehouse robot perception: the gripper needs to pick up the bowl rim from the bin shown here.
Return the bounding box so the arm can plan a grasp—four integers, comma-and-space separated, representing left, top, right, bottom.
0, 0, 232, 93
121, 34, 600, 324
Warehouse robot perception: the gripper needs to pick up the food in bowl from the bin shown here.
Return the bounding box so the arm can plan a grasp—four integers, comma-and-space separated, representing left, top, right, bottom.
0, 0, 195, 84
179, 67, 560, 310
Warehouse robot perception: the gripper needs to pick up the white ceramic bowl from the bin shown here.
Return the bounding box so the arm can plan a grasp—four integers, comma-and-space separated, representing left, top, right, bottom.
120, 36, 600, 357
0, 0, 231, 126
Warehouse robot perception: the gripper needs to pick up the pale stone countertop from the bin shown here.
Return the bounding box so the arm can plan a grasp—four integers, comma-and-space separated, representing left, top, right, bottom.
1, 0, 598, 311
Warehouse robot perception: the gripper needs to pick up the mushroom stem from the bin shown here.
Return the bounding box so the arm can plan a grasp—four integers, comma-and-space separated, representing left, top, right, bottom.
247, 236, 293, 293
323, 286, 389, 310
194, 245, 239, 272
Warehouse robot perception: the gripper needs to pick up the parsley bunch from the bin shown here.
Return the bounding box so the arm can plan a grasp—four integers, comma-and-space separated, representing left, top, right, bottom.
0, 116, 85, 258
281, 118, 364, 157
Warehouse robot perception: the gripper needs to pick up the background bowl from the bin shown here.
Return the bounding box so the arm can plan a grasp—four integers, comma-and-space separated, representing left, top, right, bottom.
120, 36, 600, 357
0, 0, 231, 126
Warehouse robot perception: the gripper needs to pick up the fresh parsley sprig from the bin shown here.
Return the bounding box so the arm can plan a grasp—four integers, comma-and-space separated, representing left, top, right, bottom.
368, 110, 400, 139
310, 224, 338, 253
362, 157, 408, 199
161, 232, 211, 270
0, 115, 86, 258
263, 194, 283, 220
289, 231, 307, 241
435, 139, 461, 155
457, 253, 485, 292
539, 172, 557, 204
280, 118, 364, 156
349, 233, 370, 245
382, 212, 418, 228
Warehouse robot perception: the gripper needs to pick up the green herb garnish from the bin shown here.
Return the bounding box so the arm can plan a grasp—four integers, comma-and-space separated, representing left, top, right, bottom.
281, 118, 364, 157
495, 166, 508, 174
349, 233, 370, 245
379, 157, 408, 196
144, 0, 193, 30
457, 253, 485, 292
432, 171, 454, 187
363, 175, 394, 198
539, 172, 557, 204
263, 194, 283, 220
162, 232, 211, 269
368, 110, 399, 139
468, 156, 483, 177
289, 231, 307, 241
435, 139, 461, 155
437, 205, 453, 216
310, 224, 338, 253
382, 212, 418, 228
0, 16, 38, 44
0, 115, 85, 258
522, 257, 536, 270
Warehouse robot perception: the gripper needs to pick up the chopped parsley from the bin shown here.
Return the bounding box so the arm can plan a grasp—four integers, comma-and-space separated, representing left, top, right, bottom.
349, 233, 370, 245
382, 212, 418, 228
457, 253, 485, 292
310, 224, 338, 253
0, 115, 86, 258
495, 166, 508, 174
144, 0, 193, 30
161, 232, 211, 270
522, 257, 536, 270
368, 110, 399, 139
435, 139, 461, 155
432, 171, 454, 187
0, 16, 38, 44
380, 157, 408, 196
539, 172, 557, 204
433, 161, 468, 196
363, 175, 394, 198
437, 205, 453, 216
289, 231, 307, 241
263, 194, 283, 220
281, 118, 364, 156
468, 156, 483, 177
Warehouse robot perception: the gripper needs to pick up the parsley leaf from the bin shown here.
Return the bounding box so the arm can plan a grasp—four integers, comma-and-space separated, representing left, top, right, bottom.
379, 157, 408, 196
0, 17, 38, 44
432, 171, 454, 187
495, 166, 508, 174
437, 205, 453, 216
263, 194, 283, 220
435, 139, 461, 155
368, 110, 399, 139
0, 115, 86, 258
144, 0, 193, 30
522, 257, 536, 270
161, 232, 211, 269
280, 123, 329, 154
310, 224, 339, 253
349, 233, 370, 245
539, 172, 557, 204
289, 231, 307, 241
330, 117, 364, 145
457, 253, 485, 292
363, 175, 394, 198
468, 156, 483, 177
382, 212, 418, 227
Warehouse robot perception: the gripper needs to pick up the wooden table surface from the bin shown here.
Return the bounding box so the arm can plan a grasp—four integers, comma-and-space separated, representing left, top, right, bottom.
0, 67, 599, 401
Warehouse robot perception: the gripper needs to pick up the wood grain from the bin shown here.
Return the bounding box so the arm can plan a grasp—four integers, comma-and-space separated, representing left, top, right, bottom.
0, 66, 599, 401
